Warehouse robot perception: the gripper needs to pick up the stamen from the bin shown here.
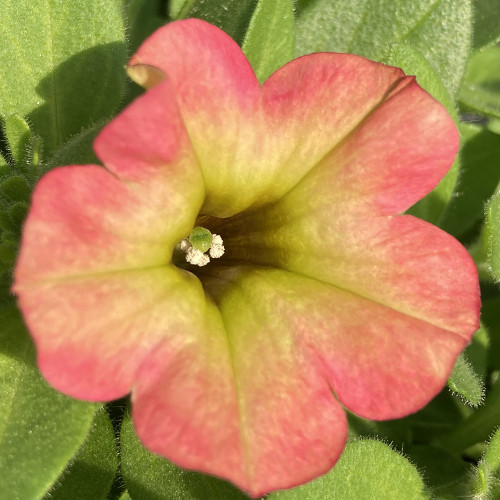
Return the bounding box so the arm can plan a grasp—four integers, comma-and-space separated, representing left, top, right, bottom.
186, 247, 210, 266
209, 234, 225, 258
177, 227, 225, 267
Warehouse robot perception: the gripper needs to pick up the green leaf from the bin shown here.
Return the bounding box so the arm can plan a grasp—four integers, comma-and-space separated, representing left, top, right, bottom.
242, 0, 295, 83
296, 0, 472, 96
347, 412, 412, 449
488, 118, 500, 135
438, 378, 500, 453
169, 0, 188, 19
439, 123, 500, 237
0, 154, 9, 170
408, 445, 469, 498
124, 0, 166, 55
8, 202, 29, 231
468, 428, 500, 498
482, 296, 500, 370
0, 209, 15, 233
0, 271, 13, 304
177, 0, 258, 45
0, 305, 98, 499
46, 122, 103, 170
459, 45, 500, 119
0, 0, 126, 156
447, 352, 485, 407
2, 115, 31, 166
486, 192, 500, 280
0, 241, 18, 264
463, 324, 490, 382
46, 408, 118, 500
472, 0, 500, 51
0, 176, 31, 202
384, 43, 458, 224
120, 413, 250, 500
270, 439, 428, 499
2, 115, 43, 180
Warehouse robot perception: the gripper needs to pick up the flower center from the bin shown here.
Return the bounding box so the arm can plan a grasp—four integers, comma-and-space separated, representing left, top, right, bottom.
174, 226, 225, 268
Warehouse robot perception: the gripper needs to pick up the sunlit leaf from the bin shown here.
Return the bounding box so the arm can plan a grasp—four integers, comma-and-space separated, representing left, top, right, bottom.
0, 305, 97, 499
296, 0, 471, 96
0, 0, 126, 155
242, 0, 295, 83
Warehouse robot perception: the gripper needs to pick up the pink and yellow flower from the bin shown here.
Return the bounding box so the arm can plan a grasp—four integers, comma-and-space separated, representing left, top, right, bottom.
13, 19, 480, 497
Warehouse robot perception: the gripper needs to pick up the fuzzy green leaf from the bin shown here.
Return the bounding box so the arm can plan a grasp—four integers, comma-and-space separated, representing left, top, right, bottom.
0, 242, 18, 264
472, 0, 500, 51
177, 0, 258, 45
242, 0, 295, 83
296, 0, 472, 96
0, 0, 126, 156
0, 211, 14, 233
3, 115, 31, 166
2, 115, 43, 180
459, 45, 500, 119
482, 296, 500, 371
347, 412, 412, 449
408, 445, 469, 498
46, 122, 103, 170
8, 202, 29, 232
120, 413, 249, 500
168, 0, 188, 19
46, 408, 118, 500
486, 193, 500, 280
270, 439, 428, 499
448, 352, 485, 407
438, 378, 500, 453
439, 123, 500, 237
124, 0, 166, 55
0, 305, 97, 499
0, 176, 31, 203
468, 428, 500, 498
465, 324, 490, 382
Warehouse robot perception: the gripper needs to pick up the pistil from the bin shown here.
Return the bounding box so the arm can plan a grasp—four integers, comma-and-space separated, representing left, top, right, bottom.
176, 226, 225, 267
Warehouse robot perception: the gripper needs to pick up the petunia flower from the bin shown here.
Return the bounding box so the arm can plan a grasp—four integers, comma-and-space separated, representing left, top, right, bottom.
13, 19, 480, 498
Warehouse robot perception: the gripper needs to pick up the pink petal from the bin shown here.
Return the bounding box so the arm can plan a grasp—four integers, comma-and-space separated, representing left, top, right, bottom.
201, 266, 470, 420
261, 53, 406, 198
15, 268, 197, 400
133, 265, 348, 497
264, 69, 459, 217
17, 261, 348, 497
94, 79, 202, 186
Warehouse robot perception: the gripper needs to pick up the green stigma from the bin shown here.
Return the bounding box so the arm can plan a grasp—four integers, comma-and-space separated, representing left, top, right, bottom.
188, 226, 213, 253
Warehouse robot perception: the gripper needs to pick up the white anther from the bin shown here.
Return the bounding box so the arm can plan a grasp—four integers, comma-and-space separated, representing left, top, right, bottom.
209, 234, 225, 259
186, 247, 210, 267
